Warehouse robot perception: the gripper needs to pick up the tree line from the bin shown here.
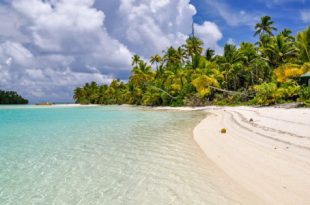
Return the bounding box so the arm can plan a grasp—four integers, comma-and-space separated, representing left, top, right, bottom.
0, 90, 28, 104
74, 16, 310, 106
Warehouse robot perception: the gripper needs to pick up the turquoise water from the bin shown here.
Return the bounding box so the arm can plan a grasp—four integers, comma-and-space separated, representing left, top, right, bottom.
0, 106, 242, 204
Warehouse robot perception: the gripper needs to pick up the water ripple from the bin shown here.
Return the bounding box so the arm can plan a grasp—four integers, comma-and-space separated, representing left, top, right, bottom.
0, 106, 247, 204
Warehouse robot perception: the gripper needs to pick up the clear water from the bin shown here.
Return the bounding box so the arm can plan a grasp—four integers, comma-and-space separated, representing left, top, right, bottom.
0, 106, 244, 205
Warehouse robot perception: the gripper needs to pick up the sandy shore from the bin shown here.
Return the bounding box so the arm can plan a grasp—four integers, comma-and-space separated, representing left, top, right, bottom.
192, 106, 310, 205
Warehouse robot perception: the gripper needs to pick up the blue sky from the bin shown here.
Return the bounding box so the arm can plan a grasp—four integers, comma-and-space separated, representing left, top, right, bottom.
0, 0, 309, 103
191, 0, 310, 45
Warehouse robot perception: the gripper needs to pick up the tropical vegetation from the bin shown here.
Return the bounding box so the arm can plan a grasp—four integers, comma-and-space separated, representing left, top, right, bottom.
74, 16, 310, 106
0, 90, 28, 104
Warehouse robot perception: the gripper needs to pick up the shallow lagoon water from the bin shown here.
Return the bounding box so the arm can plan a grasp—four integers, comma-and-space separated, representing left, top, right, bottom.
0, 106, 243, 205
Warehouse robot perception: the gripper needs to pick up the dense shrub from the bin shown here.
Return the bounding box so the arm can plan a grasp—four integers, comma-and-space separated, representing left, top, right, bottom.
251, 81, 300, 105
298, 86, 310, 106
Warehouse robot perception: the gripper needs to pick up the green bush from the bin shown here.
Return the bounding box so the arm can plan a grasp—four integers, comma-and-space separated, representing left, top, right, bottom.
298, 86, 310, 106
252, 82, 278, 105
276, 81, 300, 101
251, 81, 301, 105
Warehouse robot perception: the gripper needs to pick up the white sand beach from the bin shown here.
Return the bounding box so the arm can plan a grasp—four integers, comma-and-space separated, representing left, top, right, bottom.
193, 106, 310, 205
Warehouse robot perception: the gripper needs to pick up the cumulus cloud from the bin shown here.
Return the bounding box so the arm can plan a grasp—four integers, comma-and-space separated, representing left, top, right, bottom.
194, 22, 223, 53
112, 0, 197, 57
0, 40, 113, 102
11, 0, 132, 72
0, 0, 223, 102
0, 0, 131, 102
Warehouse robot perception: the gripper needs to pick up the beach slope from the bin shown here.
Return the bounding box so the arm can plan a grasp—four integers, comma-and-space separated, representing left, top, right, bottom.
194, 107, 310, 205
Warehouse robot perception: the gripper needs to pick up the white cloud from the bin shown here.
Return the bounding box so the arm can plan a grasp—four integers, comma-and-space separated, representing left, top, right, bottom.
0, 40, 113, 102
5, 57, 12, 66
11, 0, 132, 71
194, 22, 223, 54
0, 5, 29, 43
301, 10, 310, 23
227, 38, 236, 45
114, 0, 197, 57
0, 0, 223, 102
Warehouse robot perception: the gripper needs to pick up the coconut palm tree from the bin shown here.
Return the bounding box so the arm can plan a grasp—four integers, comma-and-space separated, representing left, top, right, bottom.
130, 60, 154, 99
254, 16, 277, 36
184, 36, 203, 66
263, 35, 298, 67
217, 44, 245, 90
205, 48, 215, 61
280, 28, 292, 37
132, 54, 141, 66
163, 47, 180, 68
176, 47, 187, 64
73, 87, 88, 104
297, 27, 310, 62
280, 28, 295, 42
150, 54, 162, 71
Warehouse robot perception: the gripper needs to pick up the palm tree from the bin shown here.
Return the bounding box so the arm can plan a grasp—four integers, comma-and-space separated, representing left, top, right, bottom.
176, 47, 187, 64
98, 85, 108, 104
132, 54, 141, 66
217, 44, 245, 90
280, 28, 295, 42
150, 54, 162, 71
163, 47, 179, 66
280, 28, 292, 37
130, 60, 154, 101
205, 48, 215, 61
138, 61, 152, 74
73, 87, 87, 104
184, 36, 203, 66
263, 35, 298, 67
239, 42, 263, 87
297, 27, 310, 62
191, 59, 222, 99
254, 16, 277, 36
87, 82, 99, 103
257, 34, 273, 48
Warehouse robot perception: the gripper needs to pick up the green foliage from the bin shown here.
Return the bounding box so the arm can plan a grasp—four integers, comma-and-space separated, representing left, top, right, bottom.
73, 19, 310, 107
274, 63, 310, 83
0, 90, 28, 104
254, 16, 277, 36
298, 86, 310, 106
252, 81, 301, 105
192, 75, 219, 97
297, 27, 310, 62
276, 81, 301, 101
252, 82, 279, 105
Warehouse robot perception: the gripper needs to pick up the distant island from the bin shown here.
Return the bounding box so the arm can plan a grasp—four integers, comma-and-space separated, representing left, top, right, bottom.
0, 90, 28, 104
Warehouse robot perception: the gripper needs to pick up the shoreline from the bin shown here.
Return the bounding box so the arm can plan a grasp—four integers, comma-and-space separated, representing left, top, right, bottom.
2, 104, 309, 203
192, 106, 310, 205
0, 104, 99, 109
